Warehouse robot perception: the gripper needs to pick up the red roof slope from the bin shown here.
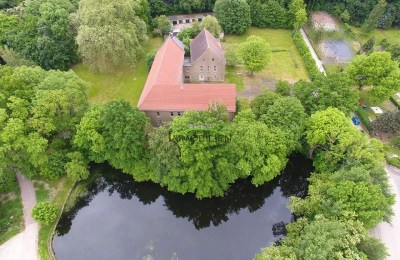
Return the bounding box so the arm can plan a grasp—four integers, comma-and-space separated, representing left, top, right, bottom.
138, 36, 236, 112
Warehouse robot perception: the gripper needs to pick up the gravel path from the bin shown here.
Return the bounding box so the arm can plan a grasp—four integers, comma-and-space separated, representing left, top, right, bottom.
0, 174, 39, 260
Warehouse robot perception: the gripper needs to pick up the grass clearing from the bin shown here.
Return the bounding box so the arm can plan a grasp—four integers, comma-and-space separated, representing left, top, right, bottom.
0, 186, 23, 245
37, 177, 75, 260
222, 28, 309, 83
350, 27, 400, 45
72, 37, 163, 105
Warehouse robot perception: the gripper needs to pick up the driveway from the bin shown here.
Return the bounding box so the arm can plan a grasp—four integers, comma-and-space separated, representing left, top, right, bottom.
0, 174, 39, 260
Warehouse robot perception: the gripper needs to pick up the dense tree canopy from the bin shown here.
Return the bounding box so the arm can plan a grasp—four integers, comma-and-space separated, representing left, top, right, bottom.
346, 52, 400, 103
76, 0, 148, 72
74, 100, 150, 180
361, 0, 387, 34
0, 66, 88, 191
200, 15, 222, 38
294, 73, 359, 115
3, 0, 79, 70
214, 0, 251, 34
247, 0, 289, 29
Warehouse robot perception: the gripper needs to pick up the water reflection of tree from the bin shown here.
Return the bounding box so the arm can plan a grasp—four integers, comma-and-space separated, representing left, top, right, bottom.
56, 154, 312, 235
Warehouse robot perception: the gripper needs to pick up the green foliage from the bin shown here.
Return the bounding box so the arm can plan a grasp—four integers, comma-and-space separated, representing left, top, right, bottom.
145, 50, 157, 71
247, 0, 289, 29
214, 0, 251, 34
292, 32, 322, 80
361, 0, 387, 34
0, 171, 17, 193
74, 100, 150, 180
275, 80, 291, 96
0, 46, 36, 67
288, 0, 307, 29
0, 66, 88, 180
393, 136, 400, 148
76, 0, 148, 72
65, 151, 89, 181
225, 50, 239, 67
238, 35, 271, 74
361, 37, 376, 54
372, 111, 400, 133
152, 15, 172, 36
346, 52, 400, 103
5, 0, 79, 70
357, 236, 388, 260
200, 15, 222, 38
355, 107, 373, 133
250, 90, 279, 119
341, 10, 350, 23
31, 202, 58, 225
387, 156, 400, 168
293, 73, 358, 115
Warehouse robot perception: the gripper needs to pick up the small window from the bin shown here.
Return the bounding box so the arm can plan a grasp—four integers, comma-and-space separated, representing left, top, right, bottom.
212, 58, 215, 62
177, 112, 181, 116
202, 57, 205, 61
200, 66, 203, 72
198, 18, 202, 22
213, 75, 217, 79
170, 112, 174, 117
179, 20, 183, 24
192, 19, 196, 22
186, 19, 190, 23
214, 66, 217, 71
207, 66, 210, 72
156, 112, 160, 117
173, 21, 177, 25
186, 68, 189, 72
158, 120, 162, 126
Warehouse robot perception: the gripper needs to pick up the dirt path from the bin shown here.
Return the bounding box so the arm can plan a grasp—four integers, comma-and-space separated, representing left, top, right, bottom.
0, 174, 39, 260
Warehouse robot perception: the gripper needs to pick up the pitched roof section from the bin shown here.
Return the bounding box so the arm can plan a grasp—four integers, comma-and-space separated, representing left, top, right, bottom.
139, 84, 236, 112
190, 29, 225, 64
138, 36, 185, 107
138, 35, 236, 113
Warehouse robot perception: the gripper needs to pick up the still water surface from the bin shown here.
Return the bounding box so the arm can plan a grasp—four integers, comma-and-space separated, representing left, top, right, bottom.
53, 155, 312, 260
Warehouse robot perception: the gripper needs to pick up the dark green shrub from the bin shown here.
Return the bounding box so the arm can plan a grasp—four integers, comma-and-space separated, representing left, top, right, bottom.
393, 136, 400, 149
380, 38, 390, 49
0, 172, 17, 193
145, 50, 157, 71
387, 156, 400, 168
31, 202, 58, 225
275, 80, 291, 96
361, 37, 376, 54
355, 107, 373, 133
225, 50, 239, 67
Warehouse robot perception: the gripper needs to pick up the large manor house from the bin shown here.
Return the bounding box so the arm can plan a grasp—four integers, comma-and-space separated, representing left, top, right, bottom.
138, 29, 236, 126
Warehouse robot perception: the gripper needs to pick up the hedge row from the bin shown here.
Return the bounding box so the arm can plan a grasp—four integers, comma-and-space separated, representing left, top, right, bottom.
292, 32, 322, 80
355, 107, 373, 133
389, 96, 400, 110
387, 156, 400, 168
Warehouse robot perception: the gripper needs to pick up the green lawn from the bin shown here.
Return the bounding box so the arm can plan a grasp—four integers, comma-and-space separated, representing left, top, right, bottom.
350, 26, 400, 45
72, 37, 163, 105
0, 186, 24, 245
222, 28, 309, 82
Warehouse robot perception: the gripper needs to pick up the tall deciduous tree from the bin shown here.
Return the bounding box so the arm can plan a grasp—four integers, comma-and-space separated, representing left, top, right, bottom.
214, 0, 251, 34
294, 73, 359, 115
346, 51, 400, 103
200, 15, 222, 38
372, 111, 400, 133
361, 0, 387, 34
288, 0, 307, 29
238, 35, 271, 74
76, 0, 148, 72
152, 15, 172, 36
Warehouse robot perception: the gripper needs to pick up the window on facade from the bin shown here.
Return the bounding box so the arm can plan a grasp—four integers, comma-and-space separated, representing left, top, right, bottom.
177, 112, 181, 116
198, 18, 202, 22
200, 66, 203, 72
208, 66, 210, 72
170, 112, 174, 117
212, 58, 214, 62
214, 66, 217, 71
213, 75, 217, 79
156, 112, 160, 117
186, 19, 190, 23
202, 57, 205, 61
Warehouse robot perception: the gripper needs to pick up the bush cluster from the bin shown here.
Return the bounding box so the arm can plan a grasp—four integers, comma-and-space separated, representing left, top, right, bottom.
31, 202, 58, 225
292, 32, 322, 80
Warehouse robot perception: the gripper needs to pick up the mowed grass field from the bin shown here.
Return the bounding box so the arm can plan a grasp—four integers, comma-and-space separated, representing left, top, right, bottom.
72, 37, 163, 105
350, 27, 400, 45
222, 28, 309, 83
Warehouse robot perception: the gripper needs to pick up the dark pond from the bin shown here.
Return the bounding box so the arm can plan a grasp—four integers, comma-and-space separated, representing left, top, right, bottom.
53, 154, 312, 260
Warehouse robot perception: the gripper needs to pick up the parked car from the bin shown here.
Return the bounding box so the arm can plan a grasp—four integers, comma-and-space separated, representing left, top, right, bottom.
352, 116, 360, 125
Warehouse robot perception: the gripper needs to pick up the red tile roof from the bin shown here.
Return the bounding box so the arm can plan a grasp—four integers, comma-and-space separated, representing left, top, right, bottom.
138, 36, 236, 112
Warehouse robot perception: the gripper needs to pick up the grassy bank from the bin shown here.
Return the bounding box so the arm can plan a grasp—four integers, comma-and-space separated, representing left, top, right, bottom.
72, 37, 163, 105
37, 177, 75, 260
0, 185, 23, 245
